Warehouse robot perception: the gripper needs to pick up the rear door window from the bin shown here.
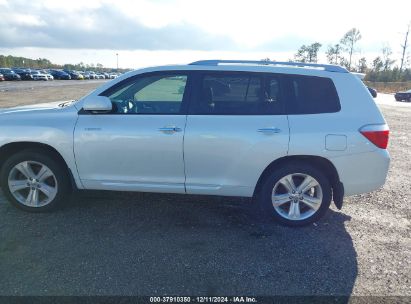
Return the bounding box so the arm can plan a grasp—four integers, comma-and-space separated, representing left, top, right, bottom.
190, 72, 284, 115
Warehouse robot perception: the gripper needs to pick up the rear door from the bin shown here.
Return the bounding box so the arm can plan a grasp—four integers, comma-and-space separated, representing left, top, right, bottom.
183, 71, 290, 197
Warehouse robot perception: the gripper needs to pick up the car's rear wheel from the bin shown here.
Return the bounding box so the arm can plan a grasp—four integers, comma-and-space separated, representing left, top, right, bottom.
0, 150, 71, 212
258, 163, 332, 227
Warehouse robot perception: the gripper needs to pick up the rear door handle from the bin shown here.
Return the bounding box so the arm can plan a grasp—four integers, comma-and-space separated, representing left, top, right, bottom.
257, 127, 281, 134
159, 126, 182, 133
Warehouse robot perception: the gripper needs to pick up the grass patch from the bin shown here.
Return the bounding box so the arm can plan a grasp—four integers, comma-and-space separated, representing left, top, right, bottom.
364, 81, 411, 94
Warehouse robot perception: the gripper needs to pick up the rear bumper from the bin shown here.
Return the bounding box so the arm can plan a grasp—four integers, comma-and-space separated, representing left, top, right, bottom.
330, 149, 390, 196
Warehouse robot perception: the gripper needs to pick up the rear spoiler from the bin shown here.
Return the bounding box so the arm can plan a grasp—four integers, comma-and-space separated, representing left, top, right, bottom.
352, 72, 366, 80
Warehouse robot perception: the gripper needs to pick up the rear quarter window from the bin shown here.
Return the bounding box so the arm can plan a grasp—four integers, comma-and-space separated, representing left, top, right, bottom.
287, 75, 341, 114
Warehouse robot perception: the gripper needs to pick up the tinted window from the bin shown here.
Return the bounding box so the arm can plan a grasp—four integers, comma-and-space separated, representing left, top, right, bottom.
288, 75, 340, 114
105, 74, 188, 114
191, 73, 283, 115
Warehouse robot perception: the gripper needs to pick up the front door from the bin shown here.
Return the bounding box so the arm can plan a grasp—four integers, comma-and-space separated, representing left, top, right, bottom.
74, 72, 190, 193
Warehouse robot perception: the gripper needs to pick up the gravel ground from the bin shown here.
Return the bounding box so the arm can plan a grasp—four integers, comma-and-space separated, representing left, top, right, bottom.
0, 79, 108, 108
0, 82, 409, 296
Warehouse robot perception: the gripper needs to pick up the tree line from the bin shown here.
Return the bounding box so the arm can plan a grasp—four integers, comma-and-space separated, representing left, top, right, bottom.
291, 24, 411, 82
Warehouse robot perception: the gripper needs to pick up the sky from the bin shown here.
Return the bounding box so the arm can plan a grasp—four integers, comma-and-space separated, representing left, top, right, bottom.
0, 0, 410, 69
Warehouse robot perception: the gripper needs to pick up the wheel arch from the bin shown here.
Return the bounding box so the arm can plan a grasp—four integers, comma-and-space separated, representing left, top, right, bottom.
253, 155, 344, 209
0, 141, 77, 190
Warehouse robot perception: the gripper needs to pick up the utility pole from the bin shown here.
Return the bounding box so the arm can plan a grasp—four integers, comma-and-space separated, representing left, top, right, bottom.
116, 53, 119, 71
399, 23, 410, 73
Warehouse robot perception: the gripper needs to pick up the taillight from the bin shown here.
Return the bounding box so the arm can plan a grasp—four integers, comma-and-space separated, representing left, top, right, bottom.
360, 124, 389, 149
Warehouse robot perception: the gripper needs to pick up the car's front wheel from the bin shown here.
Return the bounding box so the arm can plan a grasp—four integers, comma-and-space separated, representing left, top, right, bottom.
258, 163, 332, 227
0, 150, 71, 212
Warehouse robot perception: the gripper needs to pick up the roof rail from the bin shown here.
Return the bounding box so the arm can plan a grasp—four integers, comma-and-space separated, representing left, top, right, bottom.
189, 60, 348, 73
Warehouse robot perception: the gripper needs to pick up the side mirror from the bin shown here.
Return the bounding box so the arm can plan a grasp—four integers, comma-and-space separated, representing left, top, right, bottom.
83, 96, 112, 113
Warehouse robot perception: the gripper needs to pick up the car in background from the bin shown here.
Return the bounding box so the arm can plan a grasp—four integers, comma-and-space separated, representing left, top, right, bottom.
86, 71, 98, 79
30, 70, 49, 81
0, 73, 4, 81
109, 73, 118, 79
76, 71, 84, 80
38, 70, 54, 80
394, 89, 411, 102
63, 70, 84, 80
83, 72, 94, 79
95, 73, 105, 79
12, 68, 34, 80
49, 70, 71, 80
79, 72, 90, 80
0, 68, 21, 81
367, 86, 377, 98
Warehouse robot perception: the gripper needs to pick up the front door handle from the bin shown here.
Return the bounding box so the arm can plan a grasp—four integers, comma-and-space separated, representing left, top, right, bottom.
257, 127, 281, 134
159, 126, 182, 133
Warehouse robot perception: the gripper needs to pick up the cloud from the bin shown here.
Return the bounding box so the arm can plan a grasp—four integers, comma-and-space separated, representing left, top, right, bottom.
3, 0, 407, 54
0, 0, 238, 50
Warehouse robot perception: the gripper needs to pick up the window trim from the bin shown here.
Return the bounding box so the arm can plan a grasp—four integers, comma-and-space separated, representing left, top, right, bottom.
188, 70, 286, 116
80, 71, 193, 115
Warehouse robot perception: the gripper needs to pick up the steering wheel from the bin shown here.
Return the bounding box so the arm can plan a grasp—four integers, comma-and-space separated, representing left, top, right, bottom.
118, 99, 158, 114
116, 99, 135, 114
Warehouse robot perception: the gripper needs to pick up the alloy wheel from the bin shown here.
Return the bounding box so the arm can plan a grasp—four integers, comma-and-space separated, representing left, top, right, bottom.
271, 173, 323, 221
8, 161, 58, 207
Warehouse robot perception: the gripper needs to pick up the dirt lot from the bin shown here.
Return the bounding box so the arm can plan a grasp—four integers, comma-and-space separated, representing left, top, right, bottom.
0, 81, 410, 297
0, 79, 108, 107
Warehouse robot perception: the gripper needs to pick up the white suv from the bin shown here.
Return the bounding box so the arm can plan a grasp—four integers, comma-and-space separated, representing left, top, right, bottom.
0, 60, 390, 226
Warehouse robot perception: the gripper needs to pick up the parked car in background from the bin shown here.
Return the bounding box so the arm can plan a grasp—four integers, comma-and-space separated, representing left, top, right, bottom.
394, 89, 411, 102
63, 70, 84, 80
0, 68, 21, 81
12, 68, 34, 80
367, 86, 377, 98
38, 70, 54, 81
0, 73, 4, 81
49, 70, 71, 80
0, 60, 391, 227
87, 71, 97, 79
79, 72, 90, 80
30, 70, 49, 81
95, 73, 105, 79
109, 73, 118, 79
83, 72, 93, 79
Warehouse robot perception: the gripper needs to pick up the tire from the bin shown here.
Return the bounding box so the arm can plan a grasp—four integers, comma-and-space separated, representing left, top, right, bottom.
0, 149, 71, 212
257, 162, 332, 227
